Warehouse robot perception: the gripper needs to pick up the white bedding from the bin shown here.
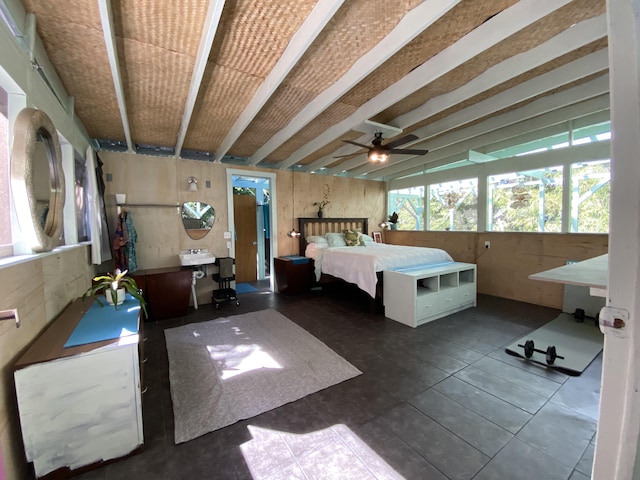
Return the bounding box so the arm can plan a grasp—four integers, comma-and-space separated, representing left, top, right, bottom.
305, 243, 454, 298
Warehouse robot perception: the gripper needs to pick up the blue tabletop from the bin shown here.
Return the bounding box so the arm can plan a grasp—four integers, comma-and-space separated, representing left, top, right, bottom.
64, 294, 141, 348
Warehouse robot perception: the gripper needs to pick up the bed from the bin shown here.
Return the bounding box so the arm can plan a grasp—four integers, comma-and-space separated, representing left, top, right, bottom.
298, 217, 454, 310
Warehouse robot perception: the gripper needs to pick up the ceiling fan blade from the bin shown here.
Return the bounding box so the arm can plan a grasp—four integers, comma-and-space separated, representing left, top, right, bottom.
383, 133, 418, 150
333, 152, 360, 159
388, 148, 429, 155
342, 139, 372, 149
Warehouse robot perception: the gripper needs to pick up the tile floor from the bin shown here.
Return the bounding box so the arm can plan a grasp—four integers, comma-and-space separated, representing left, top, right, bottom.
72, 285, 601, 480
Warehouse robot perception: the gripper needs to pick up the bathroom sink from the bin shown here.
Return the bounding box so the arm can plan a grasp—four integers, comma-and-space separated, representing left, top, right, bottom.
179, 251, 216, 266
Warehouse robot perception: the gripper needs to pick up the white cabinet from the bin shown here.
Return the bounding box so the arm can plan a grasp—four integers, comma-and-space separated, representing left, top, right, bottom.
14, 298, 144, 478
384, 262, 476, 327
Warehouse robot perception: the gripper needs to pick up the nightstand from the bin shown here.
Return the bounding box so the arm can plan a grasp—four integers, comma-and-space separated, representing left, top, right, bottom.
274, 256, 312, 295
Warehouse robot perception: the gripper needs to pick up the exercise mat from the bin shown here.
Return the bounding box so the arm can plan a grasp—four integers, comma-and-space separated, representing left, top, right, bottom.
506, 313, 603, 375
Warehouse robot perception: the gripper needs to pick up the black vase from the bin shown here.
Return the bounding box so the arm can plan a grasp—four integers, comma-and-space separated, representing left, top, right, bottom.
317, 210, 323, 218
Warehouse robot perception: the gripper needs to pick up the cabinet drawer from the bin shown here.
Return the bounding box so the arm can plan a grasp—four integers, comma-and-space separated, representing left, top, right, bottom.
457, 284, 476, 305
416, 294, 439, 319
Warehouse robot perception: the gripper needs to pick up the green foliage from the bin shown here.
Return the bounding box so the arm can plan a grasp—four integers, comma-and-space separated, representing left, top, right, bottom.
82, 269, 148, 318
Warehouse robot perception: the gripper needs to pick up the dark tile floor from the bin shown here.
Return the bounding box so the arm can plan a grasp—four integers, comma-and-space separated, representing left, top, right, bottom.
73, 284, 601, 480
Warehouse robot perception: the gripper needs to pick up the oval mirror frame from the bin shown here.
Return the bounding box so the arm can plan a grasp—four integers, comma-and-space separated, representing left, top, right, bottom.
181, 201, 215, 240
11, 108, 65, 252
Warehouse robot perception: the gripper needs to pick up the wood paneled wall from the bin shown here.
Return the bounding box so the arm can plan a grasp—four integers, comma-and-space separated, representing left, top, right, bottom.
384, 230, 608, 309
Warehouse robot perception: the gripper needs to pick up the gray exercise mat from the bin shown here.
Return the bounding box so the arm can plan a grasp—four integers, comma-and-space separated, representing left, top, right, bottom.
505, 313, 603, 375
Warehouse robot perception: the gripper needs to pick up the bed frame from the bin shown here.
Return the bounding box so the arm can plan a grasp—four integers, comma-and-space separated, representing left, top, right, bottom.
298, 217, 382, 312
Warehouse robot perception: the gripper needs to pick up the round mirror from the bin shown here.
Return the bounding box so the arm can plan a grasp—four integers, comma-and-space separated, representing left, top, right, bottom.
182, 201, 215, 240
11, 108, 65, 252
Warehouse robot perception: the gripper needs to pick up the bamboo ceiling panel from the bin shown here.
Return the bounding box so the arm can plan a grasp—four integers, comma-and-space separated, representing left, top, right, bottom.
183, 0, 317, 152
265, 0, 514, 164
231, 0, 423, 157
21, 0, 124, 140
120, 39, 195, 147
17, 0, 611, 181
183, 65, 263, 152
379, 0, 607, 123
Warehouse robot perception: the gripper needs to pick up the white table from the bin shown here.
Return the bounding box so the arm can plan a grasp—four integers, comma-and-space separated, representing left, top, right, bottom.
529, 254, 608, 297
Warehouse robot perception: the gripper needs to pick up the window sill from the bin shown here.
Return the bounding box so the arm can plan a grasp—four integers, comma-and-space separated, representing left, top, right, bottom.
0, 242, 91, 271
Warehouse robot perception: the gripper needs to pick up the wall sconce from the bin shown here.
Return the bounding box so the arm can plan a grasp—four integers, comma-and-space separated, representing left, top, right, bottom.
187, 176, 198, 192
287, 230, 301, 238
115, 193, 126, 205
379, 222, 388, 229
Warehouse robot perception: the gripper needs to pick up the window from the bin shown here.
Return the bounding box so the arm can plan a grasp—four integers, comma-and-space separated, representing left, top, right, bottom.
0, 86, 10, 257
570, 160, 610, 233
388, 187, 424, 230
488, 167, 563, 232
428, 179, 477, 231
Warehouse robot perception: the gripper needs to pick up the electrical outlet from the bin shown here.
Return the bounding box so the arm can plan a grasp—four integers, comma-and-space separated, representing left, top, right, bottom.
484, 241, 491, 249
226, 241, 232, 249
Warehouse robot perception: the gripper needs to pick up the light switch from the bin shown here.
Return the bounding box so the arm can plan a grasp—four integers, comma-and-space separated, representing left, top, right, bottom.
224, 231, 231, 239
226, 241, 232, 249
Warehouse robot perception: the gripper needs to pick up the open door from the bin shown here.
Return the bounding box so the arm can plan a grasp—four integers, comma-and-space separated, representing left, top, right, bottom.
233, 194, 258, 283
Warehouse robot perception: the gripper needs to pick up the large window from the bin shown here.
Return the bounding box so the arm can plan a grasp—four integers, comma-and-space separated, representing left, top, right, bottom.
388, 187, 424, 230
488, 167, 563, 232
571, 160, 610, 233
428, 179, 477, 231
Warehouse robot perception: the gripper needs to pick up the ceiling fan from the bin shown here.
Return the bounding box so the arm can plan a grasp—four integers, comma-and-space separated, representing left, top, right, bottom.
336, 132, 429, 162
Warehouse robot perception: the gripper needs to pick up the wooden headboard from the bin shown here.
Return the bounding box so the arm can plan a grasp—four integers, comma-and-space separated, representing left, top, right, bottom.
298, 217, 369, 254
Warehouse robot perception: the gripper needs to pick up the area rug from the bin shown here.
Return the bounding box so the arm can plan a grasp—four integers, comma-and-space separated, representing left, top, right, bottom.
240, 424, 406, 480
165, 309, 362, 444
236, 282, 258, 294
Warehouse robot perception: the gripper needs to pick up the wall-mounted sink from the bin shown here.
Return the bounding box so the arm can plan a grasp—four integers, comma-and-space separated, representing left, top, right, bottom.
179, 250, 216, 266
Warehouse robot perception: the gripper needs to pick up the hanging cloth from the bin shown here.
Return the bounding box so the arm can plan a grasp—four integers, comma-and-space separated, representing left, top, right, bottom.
124, 211, 138, 272
113, 212, 127, 271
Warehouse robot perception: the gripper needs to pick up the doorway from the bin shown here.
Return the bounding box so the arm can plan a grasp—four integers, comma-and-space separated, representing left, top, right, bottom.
226, 169, 278, 291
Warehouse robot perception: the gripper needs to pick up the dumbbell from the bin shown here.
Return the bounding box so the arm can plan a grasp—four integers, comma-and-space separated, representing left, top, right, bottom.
517, 340, 565, 365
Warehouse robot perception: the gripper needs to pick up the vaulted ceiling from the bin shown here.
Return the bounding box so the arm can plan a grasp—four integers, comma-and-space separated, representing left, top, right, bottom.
21, 0, 608, 181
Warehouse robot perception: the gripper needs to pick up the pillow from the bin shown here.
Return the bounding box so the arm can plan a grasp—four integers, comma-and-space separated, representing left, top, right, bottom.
325, 232, 347, 247
306, 235, 328, 245
342, 228, 365, 247
360, 233, 374, 244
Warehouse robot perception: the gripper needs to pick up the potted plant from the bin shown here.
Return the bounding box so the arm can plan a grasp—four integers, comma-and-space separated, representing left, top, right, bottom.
82, 269, 148, 317
388, 211, 399, 230
313, 200, 330, 218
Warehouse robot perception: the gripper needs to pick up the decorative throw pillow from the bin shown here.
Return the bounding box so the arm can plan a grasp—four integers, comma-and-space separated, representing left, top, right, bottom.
325, 232, 347, 247
342, 228, 364, 247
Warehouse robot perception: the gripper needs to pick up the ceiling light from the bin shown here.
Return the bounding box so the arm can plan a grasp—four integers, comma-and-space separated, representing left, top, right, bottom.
187, 176, 198, 191
368, 149, 389, 162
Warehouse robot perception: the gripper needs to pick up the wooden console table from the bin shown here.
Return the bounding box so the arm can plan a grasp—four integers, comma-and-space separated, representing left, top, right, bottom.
14, 297, 144, 479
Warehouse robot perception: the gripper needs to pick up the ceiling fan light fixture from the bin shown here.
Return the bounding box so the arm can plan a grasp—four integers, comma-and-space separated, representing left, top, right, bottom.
368, 148, 389, 162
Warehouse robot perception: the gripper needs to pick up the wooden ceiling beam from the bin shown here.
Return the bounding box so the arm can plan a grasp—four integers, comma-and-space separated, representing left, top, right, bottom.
311, 14, 607, 174
349, 49, 609, 177
370, 76, 610, 180
248, 0, 462, 166
213, 0, 345, 163
276, 0, 574, 171
174, 0, 226, 157
98, 0, 134, 153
